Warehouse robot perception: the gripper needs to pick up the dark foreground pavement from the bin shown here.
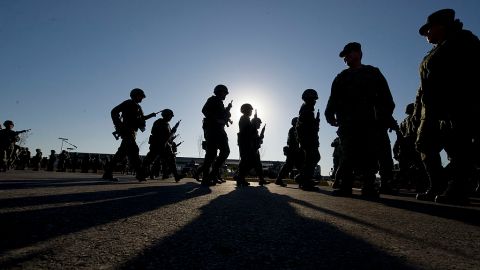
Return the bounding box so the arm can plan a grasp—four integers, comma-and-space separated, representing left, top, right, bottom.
0, 171, 479, 270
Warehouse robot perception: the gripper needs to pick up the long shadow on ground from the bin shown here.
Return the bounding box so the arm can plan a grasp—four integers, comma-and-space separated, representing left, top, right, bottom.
0, 181, 210, 256
120, 187, 416, 270
378, 196, 480, 226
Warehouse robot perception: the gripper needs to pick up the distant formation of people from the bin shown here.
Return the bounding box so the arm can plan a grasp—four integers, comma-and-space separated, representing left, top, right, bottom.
2, 8, 479, 206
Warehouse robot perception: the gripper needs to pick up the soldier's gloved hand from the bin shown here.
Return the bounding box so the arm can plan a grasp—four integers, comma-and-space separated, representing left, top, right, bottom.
115, 124, 125, 134
326, 116, 338, 127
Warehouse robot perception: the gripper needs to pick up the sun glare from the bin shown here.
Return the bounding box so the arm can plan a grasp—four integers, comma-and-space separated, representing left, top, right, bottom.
230, 86, 272, 127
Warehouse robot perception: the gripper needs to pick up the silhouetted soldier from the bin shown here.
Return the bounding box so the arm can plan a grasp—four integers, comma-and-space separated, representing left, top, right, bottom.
0, 120, 25, 171
200, 84, 232, 186
295, 89, 321, 191
56, 150, 69, 172
414, 9, 480, 204
162, 135, 184, 180
275, 117, 303, 187
92, 154, 101, 173
18, 147, 31, 169
325, 42, 394, 198
102, 88, 157, 182
393, 103, 427, 192
81, 154, 90, 173
46, 150, 56, 171
31, 148, 42, 171
142, 109, 184, 182
69, 152, 78, 172
234, 104, 269, 186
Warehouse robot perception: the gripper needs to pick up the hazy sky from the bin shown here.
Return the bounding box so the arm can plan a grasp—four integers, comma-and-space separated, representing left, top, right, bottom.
1, 0, 479, 175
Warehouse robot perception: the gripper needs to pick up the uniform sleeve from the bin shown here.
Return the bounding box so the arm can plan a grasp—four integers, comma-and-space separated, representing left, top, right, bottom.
325, 76, 340, 126
374, 68, 395, 126
111, 101, 126, 128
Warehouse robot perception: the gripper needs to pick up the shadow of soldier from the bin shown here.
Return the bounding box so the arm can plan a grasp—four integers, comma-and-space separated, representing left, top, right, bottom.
120, 187, 415, 270
0, 181, 211, 257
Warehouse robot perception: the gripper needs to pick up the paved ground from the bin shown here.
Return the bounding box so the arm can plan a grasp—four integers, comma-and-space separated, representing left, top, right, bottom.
0, 170, 479, 270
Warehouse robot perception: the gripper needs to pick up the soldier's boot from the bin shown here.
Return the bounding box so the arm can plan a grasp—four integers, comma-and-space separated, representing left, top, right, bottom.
332, 176, 353, 197
102, 171, 119, 182
361, 176, 380, 199
135, 168, 147, 182
379, 180, 398, 195
200, 167, 216, 186
259, 178, 270, 186
192, 167, 202, 182
300, 179, 319, 191
275, 178, 287, 187
233, 175, 249, 187
174, 171, 185, 183
435, 181, 470, 205
416, 189, 438, 201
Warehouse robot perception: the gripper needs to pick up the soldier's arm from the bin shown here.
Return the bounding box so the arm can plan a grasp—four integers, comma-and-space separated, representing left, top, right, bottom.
325, 78, 339, 126
143, 113, 157, 121
376, 69, 395, 116
111, 102, 124, 128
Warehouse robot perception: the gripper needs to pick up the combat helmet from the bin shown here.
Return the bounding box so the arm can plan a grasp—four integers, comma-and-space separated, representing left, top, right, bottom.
161, 109, 174, 118
405, 103, 415, 115
130, 88, 146, 99
302, 89, 318, 101
240, 103, 253, 114
291, 117, 298, 126
3, 120, 14, 127
251, 117, 262, 126
213, 84, 229, 95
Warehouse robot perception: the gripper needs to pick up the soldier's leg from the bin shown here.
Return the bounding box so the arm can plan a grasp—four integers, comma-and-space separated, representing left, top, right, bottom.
415, 120, 445, 200
0, 148, 6, 172
201, 143, 218, 185
358, 152, 379, 198
436, 122, 473, 204
142, 147, 159, 179
210, 134, 230, 181
276, 155, 294, 186
103, 138, 130, 180
417, 151, 444, 200
305, 148, 320, 179
253, 152, 269, 186
235, 149, 250, 186
123, 138, 144, 181
377, 129, 395, 193
164, 148, 183, 182
333, 133, 355, 196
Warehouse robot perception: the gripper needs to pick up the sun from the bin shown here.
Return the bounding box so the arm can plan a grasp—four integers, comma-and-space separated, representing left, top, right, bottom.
229, 86, 272, 127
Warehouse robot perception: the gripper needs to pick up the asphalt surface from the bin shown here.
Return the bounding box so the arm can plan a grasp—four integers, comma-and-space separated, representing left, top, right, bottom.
0, 170, 479, 270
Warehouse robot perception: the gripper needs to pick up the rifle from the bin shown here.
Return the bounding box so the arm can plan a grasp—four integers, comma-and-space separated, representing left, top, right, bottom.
169, 120, 181, 140
260, 124, 266, 139
112, 111, 159, 140
15, 129, 31, 135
